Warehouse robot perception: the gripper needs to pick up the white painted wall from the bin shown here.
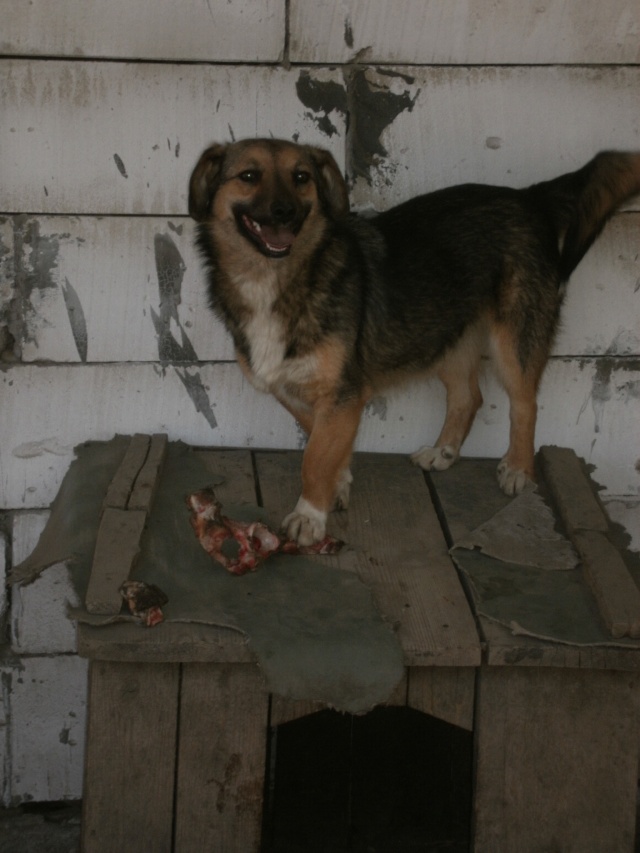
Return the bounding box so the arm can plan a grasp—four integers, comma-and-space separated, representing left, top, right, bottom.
0, 0, 638, 805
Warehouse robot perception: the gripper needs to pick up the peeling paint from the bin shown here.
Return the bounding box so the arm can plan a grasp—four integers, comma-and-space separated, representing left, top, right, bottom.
295, 71, 348, 138
12, 217, 67, 352
149, 233, 214, 427
113, 153, 128, 178
150, 233, 198, 363
167, 221, 184, 236
344, 16, 354, 49
485, 136, 503, 149
61, 278, 88, 362
347, 68, 419, 185
174, 367, 218, 430
365, 396, 388, 421
578, 357, 640, 433
12, 439, 71, 459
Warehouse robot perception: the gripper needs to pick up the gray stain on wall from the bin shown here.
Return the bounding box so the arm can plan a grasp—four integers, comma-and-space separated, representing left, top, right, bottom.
150, 233, 198, 363
295, 71, 348, 138
12, 217, 69, 352
348, 68, 419, 185
151, 232, 217, 429
295, 68, 419, 186
61, 278, 88, 362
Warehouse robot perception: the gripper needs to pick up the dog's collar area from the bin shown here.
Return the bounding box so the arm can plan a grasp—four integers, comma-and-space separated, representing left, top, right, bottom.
239, 213, 297, 258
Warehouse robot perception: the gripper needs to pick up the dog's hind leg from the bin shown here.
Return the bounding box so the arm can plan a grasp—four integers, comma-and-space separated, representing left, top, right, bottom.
411, 337, 483, 473
490, 325, 545, 495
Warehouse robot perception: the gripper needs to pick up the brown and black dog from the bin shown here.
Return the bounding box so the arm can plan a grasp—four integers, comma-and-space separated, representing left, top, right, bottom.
188, 138, 640, 545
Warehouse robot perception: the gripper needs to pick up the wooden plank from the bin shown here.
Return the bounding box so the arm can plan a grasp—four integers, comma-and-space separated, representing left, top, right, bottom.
3, 359, 640, 510
539, 445, 609, 533
1, 60, 346, 215
81, 660, 179, 853
269, 697, 329, 728
255, 451, 481, 667
174, 663, 269, 853
85, 507, 147, 614
9, 214, 640, 364
573, 529, 640, 639
128, 433, 167, 511
539, 446, 640, 639
11, 215, 234, 364
291, 0, 640, 64
195, 448, 259, 506
480, 615, 640, 671
473, 667, 640, 852
347, 66, 640, 211
102, 434, 150, 510
408, 667, 475, 731
78, 449, 258, 663
78, 619, 254, 663
0, 0, 286, 61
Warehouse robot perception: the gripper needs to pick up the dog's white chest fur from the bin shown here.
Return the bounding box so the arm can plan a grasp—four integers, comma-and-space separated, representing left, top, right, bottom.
237, 273, 313, 396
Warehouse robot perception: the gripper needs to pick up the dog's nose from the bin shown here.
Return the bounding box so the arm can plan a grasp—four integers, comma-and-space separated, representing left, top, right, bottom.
270, 200, 296, 224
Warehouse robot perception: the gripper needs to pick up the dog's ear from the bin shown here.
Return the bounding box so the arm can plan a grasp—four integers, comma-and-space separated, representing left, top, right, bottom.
188, 144, 227, 222
308, 147, 350, 218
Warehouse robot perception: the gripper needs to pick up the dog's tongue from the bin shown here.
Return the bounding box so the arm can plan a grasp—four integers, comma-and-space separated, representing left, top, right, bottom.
242, 214, 295, 254
259, 223, 295, 251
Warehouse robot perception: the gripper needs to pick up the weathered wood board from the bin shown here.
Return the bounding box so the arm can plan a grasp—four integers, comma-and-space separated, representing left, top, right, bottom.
3, 62, 639, 216
4, 213, 638, 363
81, 661, 180, 853
474, 667, 640, 852
3, 0, 639, 66
290, 0, 640, 65
256, 451, 482, 668
0, 0, 286, 62
347, 66, 640, 209
102, 434, 152, 511
86, 507, 147, 614
174, 664, 269, 852
5, 215, 233, 363
2, 357, 639, 509
540, 445, 640, 639
0, 61, 346, 215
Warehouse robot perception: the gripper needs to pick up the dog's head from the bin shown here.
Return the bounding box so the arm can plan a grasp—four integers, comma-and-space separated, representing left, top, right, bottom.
188, 139, 349, 258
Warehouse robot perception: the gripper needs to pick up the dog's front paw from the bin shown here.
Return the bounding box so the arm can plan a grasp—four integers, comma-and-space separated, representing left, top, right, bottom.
411, 444, 458, 471
334, 468, 353, 510
282, 498, 328, 546
496, 459, 533, 495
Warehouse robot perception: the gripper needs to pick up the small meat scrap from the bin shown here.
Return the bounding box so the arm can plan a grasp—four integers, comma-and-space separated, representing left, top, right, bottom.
187, 487, 343, 575
120, 580, 168, 627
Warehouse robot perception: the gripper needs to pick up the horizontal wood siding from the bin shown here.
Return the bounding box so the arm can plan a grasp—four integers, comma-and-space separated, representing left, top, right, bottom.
290, 0, 640, 65
4, 213, 638, 364
1, 358, 638, 509
3, 1, 638, 65
0, 0, 286, 62
1, 61, 346, 215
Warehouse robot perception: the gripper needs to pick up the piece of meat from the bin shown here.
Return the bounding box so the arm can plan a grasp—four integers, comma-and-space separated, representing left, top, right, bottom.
120, 580, 168, 627
187, 487, 343, 575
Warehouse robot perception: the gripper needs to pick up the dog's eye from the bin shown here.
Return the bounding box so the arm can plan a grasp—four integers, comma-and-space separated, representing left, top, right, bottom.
238, 170, 260, 184
293, 171, 311, 186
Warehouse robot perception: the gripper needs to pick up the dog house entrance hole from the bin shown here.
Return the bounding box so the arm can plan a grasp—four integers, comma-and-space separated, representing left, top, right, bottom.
261, 705, 472, 853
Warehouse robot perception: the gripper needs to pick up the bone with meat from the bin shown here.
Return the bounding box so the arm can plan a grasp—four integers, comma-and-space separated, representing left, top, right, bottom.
120, 580, 168, 627
187, 487, 343, 575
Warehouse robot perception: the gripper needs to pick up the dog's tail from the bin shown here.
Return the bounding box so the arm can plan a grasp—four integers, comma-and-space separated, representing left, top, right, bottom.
532, 151, 640, 281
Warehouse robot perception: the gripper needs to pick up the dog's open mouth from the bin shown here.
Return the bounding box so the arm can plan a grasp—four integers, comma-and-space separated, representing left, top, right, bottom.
239, 214, 298, 258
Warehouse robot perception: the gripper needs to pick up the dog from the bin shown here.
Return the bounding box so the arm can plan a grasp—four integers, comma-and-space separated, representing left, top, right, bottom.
188, 138, 640, 545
